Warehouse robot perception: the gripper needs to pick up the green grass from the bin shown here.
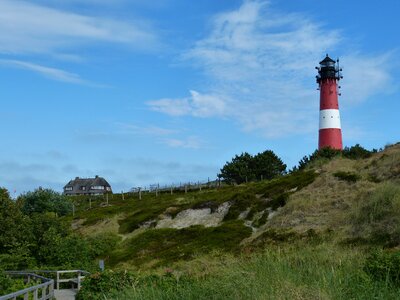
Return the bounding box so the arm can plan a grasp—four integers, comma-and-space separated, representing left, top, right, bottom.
109, 220, 252, 268
79, 242, 400, 300
71, 170, 318, 235
350, 182, 400, 246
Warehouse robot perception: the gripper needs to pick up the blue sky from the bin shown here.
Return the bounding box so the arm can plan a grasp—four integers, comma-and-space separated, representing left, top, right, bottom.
1, 0, 399, 196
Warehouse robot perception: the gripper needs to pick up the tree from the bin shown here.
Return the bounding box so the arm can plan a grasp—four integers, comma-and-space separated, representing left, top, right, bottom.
0, 188, 34, 269
252, 150, 287, 180
219, 152, 254, 184
18, 188, 72, 216
219, 150, 286, 184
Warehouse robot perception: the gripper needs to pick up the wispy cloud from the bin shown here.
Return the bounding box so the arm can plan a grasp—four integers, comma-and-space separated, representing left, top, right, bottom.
117, 123, 179, 136
0, 0, 158, 55
148, 90, 230, 118
162, 136, 204, 149
0, 59, 85, 84
117, 123, 206, 149
148, 0, 394, 137
0, 0, 159, 85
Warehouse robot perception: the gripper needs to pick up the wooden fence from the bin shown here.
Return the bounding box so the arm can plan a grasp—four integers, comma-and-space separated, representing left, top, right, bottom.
0, 272, 54, 300
1, 270, 90, 300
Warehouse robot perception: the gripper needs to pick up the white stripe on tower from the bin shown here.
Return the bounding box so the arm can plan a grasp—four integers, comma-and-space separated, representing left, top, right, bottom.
319, 109, 341, 130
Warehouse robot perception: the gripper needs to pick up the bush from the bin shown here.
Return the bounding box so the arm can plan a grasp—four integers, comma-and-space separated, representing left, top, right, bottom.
364, 249, 400, 284
333, 171, 361, 183
351, 183, 400, 246
296, 144, 373, 171
77, 270, 138, 300
343, 144, 372, 160
18, 188, 72, 216
297, 147, 342, 170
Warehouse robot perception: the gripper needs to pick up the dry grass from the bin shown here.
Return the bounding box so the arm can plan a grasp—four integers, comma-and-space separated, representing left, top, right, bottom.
262, 145, 400, 239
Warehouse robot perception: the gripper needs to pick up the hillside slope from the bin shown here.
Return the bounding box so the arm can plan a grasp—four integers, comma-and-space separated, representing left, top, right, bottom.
71, 143, 400, 270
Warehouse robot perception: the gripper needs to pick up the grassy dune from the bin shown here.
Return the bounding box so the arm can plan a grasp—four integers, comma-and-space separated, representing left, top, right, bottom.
73, 144, 400, 299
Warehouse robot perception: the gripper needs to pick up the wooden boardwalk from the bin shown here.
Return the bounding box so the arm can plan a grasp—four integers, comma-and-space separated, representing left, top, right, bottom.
1, 270, 88, 300
54, 289, 77, 300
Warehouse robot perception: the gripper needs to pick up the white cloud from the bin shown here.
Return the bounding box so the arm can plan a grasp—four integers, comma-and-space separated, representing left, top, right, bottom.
149, 0, 393, 138
148, 90, 230, 118
341, 53, 394, 104
147, 98, 193, 116
0, 59, 85, 84
0, 0, 157, 55
162, 136, 203, 149
116, 123, 179, 136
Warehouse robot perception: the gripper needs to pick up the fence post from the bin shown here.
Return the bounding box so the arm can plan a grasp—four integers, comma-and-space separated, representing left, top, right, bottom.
56, 272, 60, 290
185, 185, 187, 194
139, 188, 142, 200
49, 281, 54, 298
77, 271, 81, 290
122, 191, 124, 201
170, 187, 173, 195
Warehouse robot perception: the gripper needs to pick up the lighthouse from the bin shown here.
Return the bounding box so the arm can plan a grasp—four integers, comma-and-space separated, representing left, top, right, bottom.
316, 54, 343, 150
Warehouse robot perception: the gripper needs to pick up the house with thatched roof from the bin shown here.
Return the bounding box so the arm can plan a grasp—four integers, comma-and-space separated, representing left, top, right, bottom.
63, 175, 112, 195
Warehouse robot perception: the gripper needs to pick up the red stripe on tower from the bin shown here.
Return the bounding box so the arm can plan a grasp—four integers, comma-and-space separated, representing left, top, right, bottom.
316, 54, 343, 150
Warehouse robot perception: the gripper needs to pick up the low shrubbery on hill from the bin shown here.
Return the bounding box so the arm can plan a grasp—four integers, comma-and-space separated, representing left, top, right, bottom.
364, 249, 400, 285
351, 183, 400, 246
109, 221, 251, 268
296, 144, 374, 171
78, 243, 400, 300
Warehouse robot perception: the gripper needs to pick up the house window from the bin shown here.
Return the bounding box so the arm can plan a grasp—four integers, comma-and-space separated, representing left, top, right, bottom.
65, 186, 73, 191
80, 186, 86, 191
91, 186, 105, 190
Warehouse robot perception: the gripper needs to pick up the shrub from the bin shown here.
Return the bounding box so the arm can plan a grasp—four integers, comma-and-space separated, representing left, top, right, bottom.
18, 188, 72, 216
77, 270, 138, 300
343, 144, 372, 160
109, 221, 252, 267
364, 249, 400, 284
297, 147, 342, 170
333, 171, 361, 183
351, 183, 400, 246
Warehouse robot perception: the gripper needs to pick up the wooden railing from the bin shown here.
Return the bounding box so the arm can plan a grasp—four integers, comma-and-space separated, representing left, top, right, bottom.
1, 270, 90, 299
0, 272, 54, 300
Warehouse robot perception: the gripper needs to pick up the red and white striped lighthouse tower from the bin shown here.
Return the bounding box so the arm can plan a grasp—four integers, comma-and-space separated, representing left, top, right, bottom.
316, 54, 343, 150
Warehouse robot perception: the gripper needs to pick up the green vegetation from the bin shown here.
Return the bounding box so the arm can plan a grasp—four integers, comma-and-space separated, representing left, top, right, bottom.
76, 270, 138, 300
79, 243, 400, 300
0, 188, 119, 282
3, 143, 400, 299
219, 150, 286, 184
109, 221, 251, 268
0, 271, 36, 296
19, 187, 72, 216
333, 171, 361, 183
351, 183, 400, 246
296, 144, 374, 171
